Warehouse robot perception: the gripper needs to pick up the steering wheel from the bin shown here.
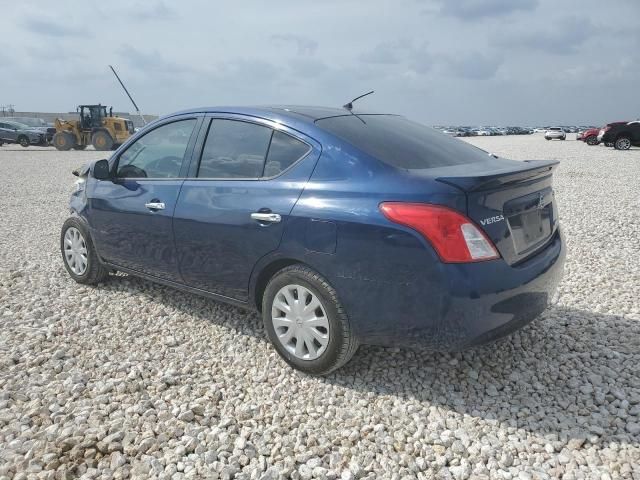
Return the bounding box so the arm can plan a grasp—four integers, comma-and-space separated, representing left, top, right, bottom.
118, 165, 147, 178
144, 156, 182, 177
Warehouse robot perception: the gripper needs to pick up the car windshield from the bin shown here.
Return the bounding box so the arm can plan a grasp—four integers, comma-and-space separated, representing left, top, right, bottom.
315, 114, 493, 169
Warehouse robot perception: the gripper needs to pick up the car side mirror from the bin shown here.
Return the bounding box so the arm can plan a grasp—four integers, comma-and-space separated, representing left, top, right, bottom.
92, 159, 111, 180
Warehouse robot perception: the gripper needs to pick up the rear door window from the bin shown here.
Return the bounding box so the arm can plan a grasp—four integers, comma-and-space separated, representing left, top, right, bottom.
263, 130, 310, 177
315, 115, 492, 169
197, 119, 272, 178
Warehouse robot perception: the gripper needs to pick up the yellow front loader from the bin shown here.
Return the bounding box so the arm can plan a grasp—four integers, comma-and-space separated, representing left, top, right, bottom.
53, 104, 134, 151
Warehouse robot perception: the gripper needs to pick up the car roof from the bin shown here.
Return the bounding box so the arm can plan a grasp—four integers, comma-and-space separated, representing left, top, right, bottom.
164, 105, 384, 126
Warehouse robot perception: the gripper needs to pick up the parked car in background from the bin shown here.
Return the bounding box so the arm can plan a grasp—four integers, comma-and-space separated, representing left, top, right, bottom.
579, 128, 600, 145
4, 116, 56, 144
544, 127, 566, 140
598, 121, 640, 150
60, 106, 565, 374
0, 120, 47, 147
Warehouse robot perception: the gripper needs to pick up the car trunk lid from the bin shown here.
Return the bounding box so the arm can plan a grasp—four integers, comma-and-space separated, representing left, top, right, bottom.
434, 159, 559, 265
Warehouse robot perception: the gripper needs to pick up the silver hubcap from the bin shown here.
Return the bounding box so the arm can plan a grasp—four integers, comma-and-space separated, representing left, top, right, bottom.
618, 138, 630, 149
64, 227, 88, 275
271, 284, 330, 360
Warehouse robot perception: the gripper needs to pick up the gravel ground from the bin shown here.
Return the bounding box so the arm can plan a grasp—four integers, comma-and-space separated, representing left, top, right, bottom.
0, 136, 639, 480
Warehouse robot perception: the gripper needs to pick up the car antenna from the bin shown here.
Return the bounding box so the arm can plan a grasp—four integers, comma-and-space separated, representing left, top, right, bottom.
343, 90, 374, 124
343, 90, 374, 110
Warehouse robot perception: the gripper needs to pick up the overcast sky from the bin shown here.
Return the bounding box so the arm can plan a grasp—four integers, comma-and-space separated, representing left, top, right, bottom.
3, 0, 639, 125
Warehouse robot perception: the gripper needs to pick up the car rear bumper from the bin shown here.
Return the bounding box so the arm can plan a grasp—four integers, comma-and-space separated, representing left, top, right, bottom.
358, 229, 565, 350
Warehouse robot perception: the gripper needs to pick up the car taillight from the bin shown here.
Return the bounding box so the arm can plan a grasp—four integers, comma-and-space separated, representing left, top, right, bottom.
379, 202, 500, 263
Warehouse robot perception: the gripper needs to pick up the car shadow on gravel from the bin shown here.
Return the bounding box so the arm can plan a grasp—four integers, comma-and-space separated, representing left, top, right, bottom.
326, 306, 640, 445
101, 276, 639, 445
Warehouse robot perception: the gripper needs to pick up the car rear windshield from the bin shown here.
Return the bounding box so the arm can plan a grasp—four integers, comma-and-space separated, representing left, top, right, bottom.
315, 114, 492, 169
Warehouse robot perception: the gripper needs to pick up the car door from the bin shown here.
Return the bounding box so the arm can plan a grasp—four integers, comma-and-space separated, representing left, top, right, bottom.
86, 115, 202, 281
0, 123, 18, 143
173, 115, 321, 301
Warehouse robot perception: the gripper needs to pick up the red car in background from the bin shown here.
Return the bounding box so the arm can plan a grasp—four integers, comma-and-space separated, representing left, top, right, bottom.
578, 128, 600, 145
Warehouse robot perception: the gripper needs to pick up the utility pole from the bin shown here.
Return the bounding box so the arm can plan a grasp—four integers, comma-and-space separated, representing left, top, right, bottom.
0, 104, 15, 117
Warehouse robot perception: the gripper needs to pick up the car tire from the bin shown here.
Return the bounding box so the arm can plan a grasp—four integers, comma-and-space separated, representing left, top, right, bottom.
262, 264, 359, 375
18, 135, 30, 147
53, 132, 75, 151
91, 130, 114, 151
73, 145, 88, 150
61, 217, 109, 285
605, 142, 614, 147
585, 136, 598, 145
614, 137, 631, 150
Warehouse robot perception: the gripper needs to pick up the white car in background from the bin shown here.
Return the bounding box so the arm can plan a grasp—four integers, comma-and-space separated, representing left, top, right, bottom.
544, 127, 566, 141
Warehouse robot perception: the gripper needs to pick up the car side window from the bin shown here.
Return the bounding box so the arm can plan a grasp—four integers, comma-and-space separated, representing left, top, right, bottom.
264, 130, 311, 177
116, 119, 197, 179
197, 119, 272, 178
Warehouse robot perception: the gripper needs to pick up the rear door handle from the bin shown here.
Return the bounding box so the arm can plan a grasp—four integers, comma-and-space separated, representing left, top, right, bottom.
251, 212, 281, 223
145, 202, 165, 210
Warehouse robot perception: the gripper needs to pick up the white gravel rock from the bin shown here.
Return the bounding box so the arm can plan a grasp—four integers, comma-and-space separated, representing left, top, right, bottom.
0, 138, 639, 479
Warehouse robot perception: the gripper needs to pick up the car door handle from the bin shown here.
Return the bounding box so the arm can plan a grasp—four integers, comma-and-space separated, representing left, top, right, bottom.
145, 202, 165, 210
251, 212, 281, 223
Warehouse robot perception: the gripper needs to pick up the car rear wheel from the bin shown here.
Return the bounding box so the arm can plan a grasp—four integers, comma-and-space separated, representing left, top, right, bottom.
61, 217, 109, 285
18, 135, 30, 147
614, 137, 631, 150
92, 130, 114, 151
585, 136, 598, 145
262, 265, 358, 375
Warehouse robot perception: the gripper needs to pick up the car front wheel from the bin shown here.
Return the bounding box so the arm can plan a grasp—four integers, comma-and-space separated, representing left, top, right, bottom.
18, 136, 30, 147
61, 217, 109, 285
262, 265, 358, 375
614, 137, 631, 150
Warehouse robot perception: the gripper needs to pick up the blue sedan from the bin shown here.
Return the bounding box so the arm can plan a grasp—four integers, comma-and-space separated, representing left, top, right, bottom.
61, 106, 565, 374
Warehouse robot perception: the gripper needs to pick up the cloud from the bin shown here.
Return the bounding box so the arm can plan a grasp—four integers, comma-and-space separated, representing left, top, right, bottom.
118, 45, 182, 73
130, 1, 174, 20
271, 34, 318, 55
491, 16, 596, 54
435, 0, 538, 20
22, 18, 85, 37
288, 58, 330, 79
360, 40, 408, 65
443, 52, 503, 79
360, 40, 432, 74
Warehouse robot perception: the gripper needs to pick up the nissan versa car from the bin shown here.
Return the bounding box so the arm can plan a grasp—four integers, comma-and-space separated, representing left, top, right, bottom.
61, 106, 565, 374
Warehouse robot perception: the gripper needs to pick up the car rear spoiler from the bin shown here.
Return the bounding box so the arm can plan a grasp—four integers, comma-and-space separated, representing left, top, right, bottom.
436, 160, 559, 192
